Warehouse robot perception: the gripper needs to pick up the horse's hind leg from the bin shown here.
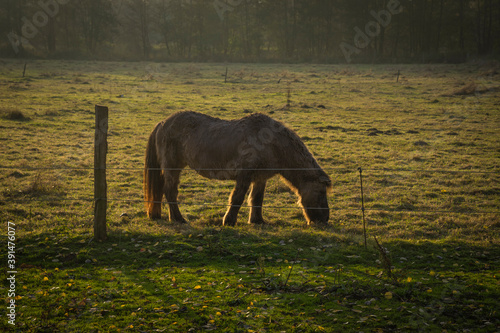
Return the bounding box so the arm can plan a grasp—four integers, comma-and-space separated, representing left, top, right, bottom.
248, 180, 266, 224
223, 177, 251, 226
164, 169, 187, 223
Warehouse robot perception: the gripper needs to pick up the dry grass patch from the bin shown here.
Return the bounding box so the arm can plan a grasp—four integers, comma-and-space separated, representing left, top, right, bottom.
0, 107, 29, 121
444, 80, 497, 96
23, 171, 65, 196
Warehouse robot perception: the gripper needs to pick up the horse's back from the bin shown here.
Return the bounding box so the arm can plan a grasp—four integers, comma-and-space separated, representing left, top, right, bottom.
154, 111, 310, 179
163, 110, 274, 128
161, 111, 218, 131
156, 112, 246, 175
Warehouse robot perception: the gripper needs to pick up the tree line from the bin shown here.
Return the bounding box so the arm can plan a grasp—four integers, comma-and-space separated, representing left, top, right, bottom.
1, 0, 499, 63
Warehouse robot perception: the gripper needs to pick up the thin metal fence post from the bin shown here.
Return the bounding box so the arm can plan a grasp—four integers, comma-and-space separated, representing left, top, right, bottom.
358, 167, 367, 248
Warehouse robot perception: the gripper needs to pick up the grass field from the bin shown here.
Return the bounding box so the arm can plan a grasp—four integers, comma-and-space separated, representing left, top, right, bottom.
0, 59, 499, 332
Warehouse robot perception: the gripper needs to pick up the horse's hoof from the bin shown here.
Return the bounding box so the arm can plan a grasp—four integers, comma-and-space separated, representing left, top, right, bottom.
170, 218, 188, 224
222, 220, 236, 227
248, 219, 266, 225
309, 221, 328, 228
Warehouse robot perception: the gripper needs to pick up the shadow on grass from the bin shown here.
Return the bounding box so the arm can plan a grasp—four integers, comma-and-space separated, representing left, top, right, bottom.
16, 223, 500, 280
8, 224, 500, 332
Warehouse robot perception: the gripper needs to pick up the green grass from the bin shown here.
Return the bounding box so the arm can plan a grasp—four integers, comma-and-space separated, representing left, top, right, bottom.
0, 59, 499, 332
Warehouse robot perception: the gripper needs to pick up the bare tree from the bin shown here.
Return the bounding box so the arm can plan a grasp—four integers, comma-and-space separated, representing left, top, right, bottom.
122, 0, 152, 59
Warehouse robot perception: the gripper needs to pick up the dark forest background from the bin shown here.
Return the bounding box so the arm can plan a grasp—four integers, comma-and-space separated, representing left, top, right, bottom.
1, 0, 499, 63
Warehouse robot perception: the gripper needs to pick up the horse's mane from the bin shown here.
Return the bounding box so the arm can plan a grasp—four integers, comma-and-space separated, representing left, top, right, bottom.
245, 113, 332, 190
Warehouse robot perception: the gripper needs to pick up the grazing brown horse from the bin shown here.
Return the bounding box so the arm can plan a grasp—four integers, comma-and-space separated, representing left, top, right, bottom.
144, 111, 331, 226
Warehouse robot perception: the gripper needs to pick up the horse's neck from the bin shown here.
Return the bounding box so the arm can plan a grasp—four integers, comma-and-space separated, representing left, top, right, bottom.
276, 130, 319, 192
280, 168, 312, 194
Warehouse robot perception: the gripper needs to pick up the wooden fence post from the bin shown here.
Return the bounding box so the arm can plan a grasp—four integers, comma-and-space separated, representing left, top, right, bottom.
94, 105, 108, 241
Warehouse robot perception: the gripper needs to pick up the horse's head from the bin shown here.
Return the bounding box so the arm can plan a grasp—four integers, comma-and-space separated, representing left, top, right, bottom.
299, 176, 331, 225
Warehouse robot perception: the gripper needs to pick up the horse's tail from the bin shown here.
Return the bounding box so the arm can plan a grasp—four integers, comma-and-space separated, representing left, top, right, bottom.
144, 126, 164, 219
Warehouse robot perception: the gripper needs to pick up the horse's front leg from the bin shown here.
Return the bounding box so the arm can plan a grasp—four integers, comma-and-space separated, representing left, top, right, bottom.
223, 177, 251, 226
248, 180, 266, 224
164, 169, 187, 223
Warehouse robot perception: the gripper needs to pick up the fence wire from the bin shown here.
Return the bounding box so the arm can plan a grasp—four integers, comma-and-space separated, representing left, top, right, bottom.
0, 165, 498, 174
1, 166, 498, 216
